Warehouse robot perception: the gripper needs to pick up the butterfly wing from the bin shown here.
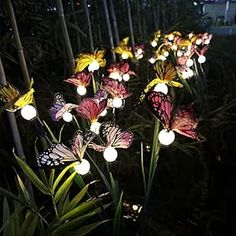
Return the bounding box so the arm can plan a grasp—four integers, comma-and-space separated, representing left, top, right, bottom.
171, 106, 198, 139
49, 93, 66, 121
101, 122, 134, 149
37, 143, 77, 167
76, 98, 107, 122
146, 91, 173, 128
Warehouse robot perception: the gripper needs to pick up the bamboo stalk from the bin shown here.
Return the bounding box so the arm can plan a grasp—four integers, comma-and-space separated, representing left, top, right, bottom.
137, 0, 144, 41
126, 0, 135, 48
102, 0, 116, 61
6, 0, 31, 88
109, 0, 120, 45
0, 57, 26, 160
82, 0, 94, 51
55, 0, 75, 73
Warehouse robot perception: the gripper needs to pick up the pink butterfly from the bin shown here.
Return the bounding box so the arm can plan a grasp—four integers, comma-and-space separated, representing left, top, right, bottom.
64, 71, 91, 87
102, 77, 132, 99
76, 98, 107, 123
89, 122, 134, 152
146, 91, 198, 140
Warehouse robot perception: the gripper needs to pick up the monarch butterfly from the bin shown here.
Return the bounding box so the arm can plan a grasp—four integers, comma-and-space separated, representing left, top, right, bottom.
140, 61, 182, 102
0, 80, 34, 112
146, 91, 198, 140
37, 130, 96, 167
89, 121, 134, 152
49, 93, 78, 121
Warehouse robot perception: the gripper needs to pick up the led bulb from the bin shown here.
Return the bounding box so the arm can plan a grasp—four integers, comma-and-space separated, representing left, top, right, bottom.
163, 51, 169, 57
154, 83, 168, 95
196, 39, 202, 45
151, 40, 157, 47
21, 105, 37, 120
109, 72, 122, 81
137, 48, 143, 54
90, 121, 101, 134
168, 34, 174, 41
74, 159, 90, 175
158, 129, 175, 145
186, 58, 194, 67
88, 60, 99, 72
121, 52, 129, 59
123, 74, 130, 82
100, 108, 107, 117
171, 45, 178, 51
62, 112, 73, 122
103, 147, 118, 162
112, 97, 123, 108
198, 55, 206, 64
187, 69, 194, 78
149, 57, 156, 64
177, 50, 183, 57
77, 85, 87, 96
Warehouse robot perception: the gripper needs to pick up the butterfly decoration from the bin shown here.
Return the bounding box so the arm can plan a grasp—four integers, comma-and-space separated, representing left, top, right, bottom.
75, 49, 106, 72
107, 62, 136, 82
113, 37, 133, 59
102, 77, 132, 99
64, 71, 91, 87
49, 93, 78, 121
37, 130, 96, 167
76, 98, 107, 123
139, 61, 182, 102
89, 121, 134, 152
146, 91, 198, 140
0, 79, 34, 112
37, 143, 77, 167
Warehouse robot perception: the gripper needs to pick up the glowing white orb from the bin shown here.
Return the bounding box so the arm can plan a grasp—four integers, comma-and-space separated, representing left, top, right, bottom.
168, 34, 174, 41
123, 74, 130, 82
137, 48, 143, 54
100, 108, 107, 117
154, 83, 168, 95
109, 72, 122, 81
112, 97, 123, 108
187, 69, 194, 77
163, 51, 169, 57
149, 57, 156, 64
62, 112, 73, 122
196, 39, 202, 45
158, 129, 175, 145
177, 50, 183, 57
74, 159, 90, 175
171, 45, 178, 51
121, 52, 129, 59
205, 39, 210, 45
88, 60, 100, 72
198, 55, 206, 64
151, 40, 157, 47
21, 105, 37, 120
186, 58, 194, 67
103, 147, 118, 162
90, 121, 101, 134
132, 205, 139, 211
77, 85, 87, 96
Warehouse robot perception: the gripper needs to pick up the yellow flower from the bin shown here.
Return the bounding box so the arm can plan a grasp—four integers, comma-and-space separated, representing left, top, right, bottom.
75, 50, 106, 72
0, 79, 34, 112
139, 61, 183, 102
113, 37, 133, 59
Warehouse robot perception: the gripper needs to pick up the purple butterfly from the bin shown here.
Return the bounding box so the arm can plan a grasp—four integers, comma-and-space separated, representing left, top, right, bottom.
49, 93, 78, 121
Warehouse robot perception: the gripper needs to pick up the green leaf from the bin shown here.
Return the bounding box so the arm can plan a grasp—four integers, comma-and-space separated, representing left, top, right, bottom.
67, 183, 90, 212
60, 199, 100, 222
52, 163, 76, 193
16, 173, 31, 203
49, 169, 55, 190
53, 205, 109, 234
113, 191, 123, 236
70, 220, 111, 236
42, 120, 58, 143
2, 198, 12, 236
57, 183, 72, 216
19, 211, 38, 236
55, 171, 76, 203
14, 155, 49, 195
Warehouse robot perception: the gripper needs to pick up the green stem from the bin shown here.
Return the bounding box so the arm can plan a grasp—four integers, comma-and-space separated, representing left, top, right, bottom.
51, 194, 59, 221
